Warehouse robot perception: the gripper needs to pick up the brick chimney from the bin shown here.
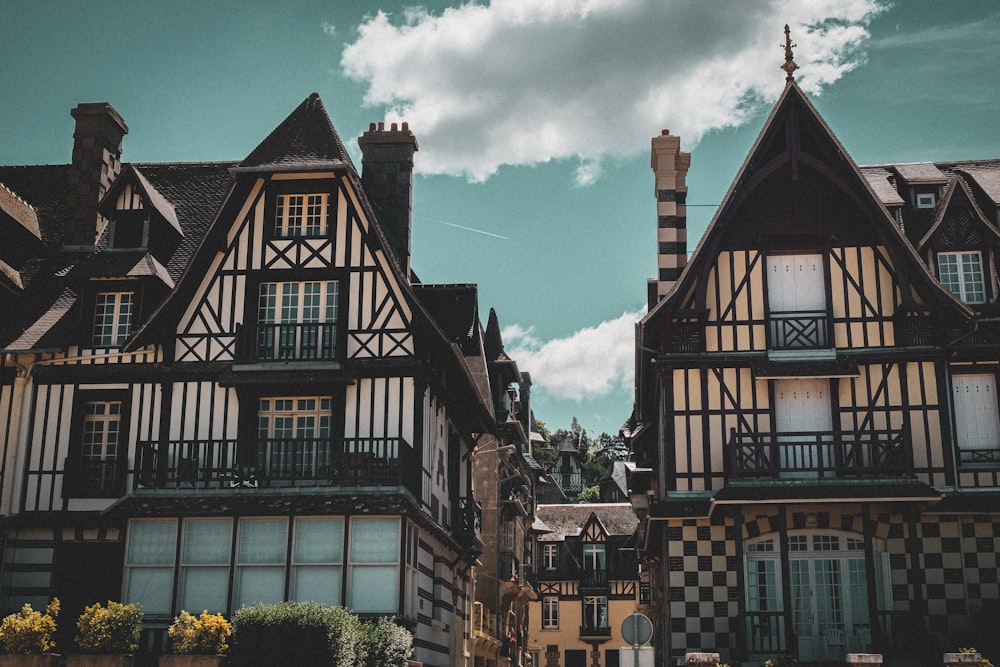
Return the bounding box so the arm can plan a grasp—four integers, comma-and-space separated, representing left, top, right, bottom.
650, 129, 690, 307
65, 102, 128, 249
358, 122, 418, 279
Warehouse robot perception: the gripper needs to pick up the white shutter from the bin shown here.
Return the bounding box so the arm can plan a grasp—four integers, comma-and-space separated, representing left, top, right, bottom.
953, 374, 1000, 451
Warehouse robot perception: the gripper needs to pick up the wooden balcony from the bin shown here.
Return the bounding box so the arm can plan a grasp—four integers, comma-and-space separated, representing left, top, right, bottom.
453, 496, 484, 560
768, 310, 830, 350
134, 437, 419, 493
236, 322, 337, 362
726, 428, 912, 479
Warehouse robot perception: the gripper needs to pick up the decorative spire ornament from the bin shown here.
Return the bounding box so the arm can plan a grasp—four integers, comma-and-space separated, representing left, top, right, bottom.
781, 24, 798, 82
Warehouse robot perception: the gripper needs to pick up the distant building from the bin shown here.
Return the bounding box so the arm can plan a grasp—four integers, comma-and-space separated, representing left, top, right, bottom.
0, 94, 529, 666
629, 39, 1000, 665
527, 503, 641, 667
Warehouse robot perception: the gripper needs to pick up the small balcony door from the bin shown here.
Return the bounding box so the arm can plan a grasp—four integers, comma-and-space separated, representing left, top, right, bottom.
767, 253, 829, 350
774, 379, 833, 478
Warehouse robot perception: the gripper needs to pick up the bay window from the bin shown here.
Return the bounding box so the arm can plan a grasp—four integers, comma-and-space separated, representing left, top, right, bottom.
349, 517, 400, 613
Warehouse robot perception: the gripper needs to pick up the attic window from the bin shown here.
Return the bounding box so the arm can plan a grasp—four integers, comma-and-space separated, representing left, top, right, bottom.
915, 192, 936, 209
938, 251, 985, 304
93, 291, 134, 347
275, 194, 328, 237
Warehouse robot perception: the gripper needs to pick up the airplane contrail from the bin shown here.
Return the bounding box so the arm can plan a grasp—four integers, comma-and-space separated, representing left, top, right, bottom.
414, 215, 509, 240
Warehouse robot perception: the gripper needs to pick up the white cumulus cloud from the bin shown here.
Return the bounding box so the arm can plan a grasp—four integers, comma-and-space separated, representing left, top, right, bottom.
340, 0, 886, 182
503, 308, 645, 402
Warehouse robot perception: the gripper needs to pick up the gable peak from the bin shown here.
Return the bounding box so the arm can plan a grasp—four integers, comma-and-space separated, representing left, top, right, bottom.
241, 92, 354, 171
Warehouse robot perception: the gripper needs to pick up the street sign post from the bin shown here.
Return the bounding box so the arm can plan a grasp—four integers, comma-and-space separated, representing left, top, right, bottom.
621, 611, 653, 667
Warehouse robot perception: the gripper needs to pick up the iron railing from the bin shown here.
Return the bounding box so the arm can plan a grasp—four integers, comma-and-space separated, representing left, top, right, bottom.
727, 428, 912, 479
238, 322, 337, 361
134, 437, 417, 493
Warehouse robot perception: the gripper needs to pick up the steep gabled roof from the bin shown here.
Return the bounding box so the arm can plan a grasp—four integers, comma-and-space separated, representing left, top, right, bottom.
240, 93, 355, 172
642, 80, 973, 336
534, 503, 638, 542
918, 175, 1000, 251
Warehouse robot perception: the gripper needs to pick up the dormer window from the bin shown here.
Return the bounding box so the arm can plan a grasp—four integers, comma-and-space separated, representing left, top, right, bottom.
938, 251, 985, 304
93, 291, 134, 347
915, 192, 936, 209
111, 182, 149, 249
275, 194, 328, 237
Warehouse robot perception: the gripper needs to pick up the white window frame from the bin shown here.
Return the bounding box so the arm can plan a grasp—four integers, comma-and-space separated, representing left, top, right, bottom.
275, 193, 328, 237
123, 519, 178, 615
582, 595, 609, 629
542, 595, 559, 629
257, 396, 333, 478
347, 517, 401, 614
291, 517, 344, 606
582, 543, 606, 571
178, 518, 233, 614
92, 291, 134, 347
542, 543, 558, 570
81, 401, 122, 462
915, 192, 936, 209
937, 251, 986, 304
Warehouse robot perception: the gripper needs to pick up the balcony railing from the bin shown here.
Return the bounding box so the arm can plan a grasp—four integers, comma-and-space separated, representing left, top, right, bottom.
237, 322, 337, 362
134, 437, 417, 492
579, 625, 611, 639
768, 310, 830, 350
453, 496, 484, 559
727, 428, 912, 479
580, 569, 609, 588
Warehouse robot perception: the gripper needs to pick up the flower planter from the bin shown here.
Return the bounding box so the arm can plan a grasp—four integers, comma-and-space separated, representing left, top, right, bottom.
158, 656, 226, 667
66, 655, 135, 667
0, 656, 61, 667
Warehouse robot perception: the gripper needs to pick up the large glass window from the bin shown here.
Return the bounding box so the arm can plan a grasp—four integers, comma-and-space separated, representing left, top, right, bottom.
349, 517, 400, 613
124, 520, 177, 615
542, 543, 558, 570
180, 519, 232, 614
275, 193, 328, 237
257, 397, 332, 478
582, 595, 608, 629
235, 519, 287, 608
93, 291, 134, 347
582, 543, 605, 571
542, 595, 559, 629
938, 252, 986, 304
292, 517, 343, 606
257, 281, 338, 360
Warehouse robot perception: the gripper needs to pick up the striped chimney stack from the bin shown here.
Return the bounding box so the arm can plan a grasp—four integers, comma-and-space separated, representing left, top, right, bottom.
648, 129, 690, 308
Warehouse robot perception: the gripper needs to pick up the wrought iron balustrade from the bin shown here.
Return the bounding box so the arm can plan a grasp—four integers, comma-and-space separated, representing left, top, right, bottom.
134, 436, 414, 490
727, 428, 912, 479
768, 310, 830, 350
579, 625, 611, 638
238, 322, 338, 361
746, 611, 788, 654
580, 569, 609, 588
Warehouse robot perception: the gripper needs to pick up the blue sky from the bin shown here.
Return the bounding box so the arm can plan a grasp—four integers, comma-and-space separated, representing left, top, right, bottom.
2, 0, 999, 436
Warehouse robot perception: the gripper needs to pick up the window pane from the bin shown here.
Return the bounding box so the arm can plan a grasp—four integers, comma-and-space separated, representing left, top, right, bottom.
183, 520, 232, 564
350, 518, 399, 563
128, 520, 177, 565
294, 518, 343, 563
181, 568, 229, 613
237, 567, 285, 607
294, 565, 342, 605
350, 565, 398, 612
125, 568, 173, 615
239, 519, 286, 564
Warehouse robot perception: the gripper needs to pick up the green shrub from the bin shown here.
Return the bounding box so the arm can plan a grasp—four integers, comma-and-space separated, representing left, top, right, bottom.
74, 601, 143, 654
229, 602, 362, 667
360, 616, 413, 667
168, 610, 231, 655
0, 598, 60, 654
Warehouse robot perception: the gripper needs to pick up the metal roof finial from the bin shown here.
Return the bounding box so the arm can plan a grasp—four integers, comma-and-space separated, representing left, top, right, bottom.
781, 24, 798, 82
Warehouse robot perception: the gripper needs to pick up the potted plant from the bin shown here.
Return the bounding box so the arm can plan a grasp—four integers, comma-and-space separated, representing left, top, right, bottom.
0, 598, 60, 666
160, 611, 230, 667
68, 601, 143, 667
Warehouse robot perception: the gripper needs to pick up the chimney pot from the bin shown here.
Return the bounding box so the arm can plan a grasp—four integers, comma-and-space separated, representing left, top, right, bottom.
369, 122, 377, 132
378, 122, 385, 131
401, 122, 409, 131
390, 122, 398, 131
662, 129, 670, 135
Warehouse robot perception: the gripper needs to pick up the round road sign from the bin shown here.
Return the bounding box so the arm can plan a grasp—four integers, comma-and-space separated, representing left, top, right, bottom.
621, 611, 653, 646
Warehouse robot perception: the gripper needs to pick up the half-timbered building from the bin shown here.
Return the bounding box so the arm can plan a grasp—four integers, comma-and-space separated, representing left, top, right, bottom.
0, 94, 522, 666
630, 45, 1000, 666
527, 503, 640, 667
